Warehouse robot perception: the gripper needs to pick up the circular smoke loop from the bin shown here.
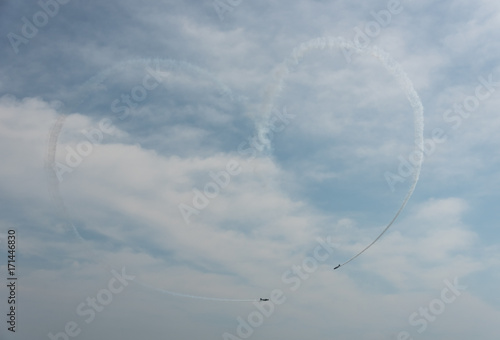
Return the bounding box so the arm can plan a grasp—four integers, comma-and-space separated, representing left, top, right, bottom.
46, 37, 424, 301
258, 36, 424, 269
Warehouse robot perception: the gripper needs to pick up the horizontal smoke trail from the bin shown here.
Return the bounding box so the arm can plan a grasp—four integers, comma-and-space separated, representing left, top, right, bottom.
139, 282, 259, 302
257, 37, 424, 268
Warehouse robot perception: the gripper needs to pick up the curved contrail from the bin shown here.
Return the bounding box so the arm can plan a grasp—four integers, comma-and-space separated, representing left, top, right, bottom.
45, 59, 256, 302
257, 37, 424, 269
45, 114, 87, 242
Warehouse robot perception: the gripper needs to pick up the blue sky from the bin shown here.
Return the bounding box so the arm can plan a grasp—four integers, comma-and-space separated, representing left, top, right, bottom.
1, 0, 500, 339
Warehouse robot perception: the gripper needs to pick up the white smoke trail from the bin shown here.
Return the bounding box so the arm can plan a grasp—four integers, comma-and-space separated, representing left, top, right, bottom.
73, 58, 239, 105
139, 282, 258, 302
339, 46, 424, 268
45, 114, 86, 242
257, 37, 424, 268
45, 59, 255, 302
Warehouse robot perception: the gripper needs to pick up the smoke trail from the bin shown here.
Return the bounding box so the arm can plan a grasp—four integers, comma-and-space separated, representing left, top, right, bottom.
338, 46, 424, 268
45, 59, 255, 302
72, 58, 240, 106
257, 37, 424, 268
45, 114, 86, 242
139, 282, 258, 302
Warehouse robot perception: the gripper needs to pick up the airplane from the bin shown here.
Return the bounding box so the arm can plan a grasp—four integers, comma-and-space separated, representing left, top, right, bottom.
259, 298, 269, 301
334, 264, 340, 270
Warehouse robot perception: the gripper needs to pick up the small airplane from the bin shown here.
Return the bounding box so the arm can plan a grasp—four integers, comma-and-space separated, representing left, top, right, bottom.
333, 264, 341, 270
259, 298, 269, 301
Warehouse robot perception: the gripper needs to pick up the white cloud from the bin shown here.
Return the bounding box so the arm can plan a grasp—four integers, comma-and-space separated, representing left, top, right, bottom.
2, 0, 500, 338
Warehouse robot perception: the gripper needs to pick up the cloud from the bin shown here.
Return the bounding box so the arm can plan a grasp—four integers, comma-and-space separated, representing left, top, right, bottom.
1, 0, 500, 338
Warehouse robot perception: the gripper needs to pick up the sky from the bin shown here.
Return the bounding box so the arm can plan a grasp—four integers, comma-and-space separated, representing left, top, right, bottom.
1, 0, 500, 339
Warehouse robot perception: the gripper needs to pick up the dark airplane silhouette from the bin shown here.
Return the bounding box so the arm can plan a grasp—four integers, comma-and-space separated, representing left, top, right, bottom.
334, 264, 340, 270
